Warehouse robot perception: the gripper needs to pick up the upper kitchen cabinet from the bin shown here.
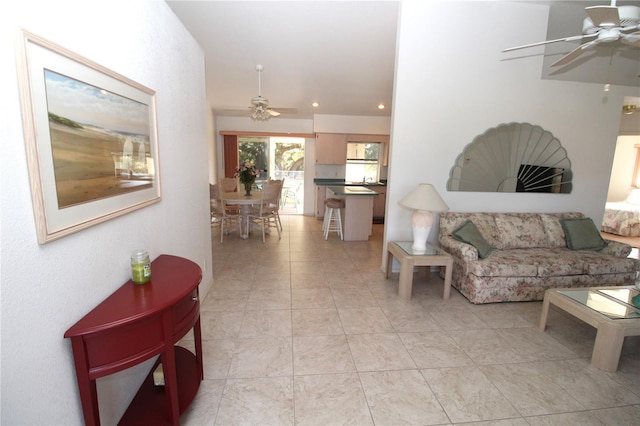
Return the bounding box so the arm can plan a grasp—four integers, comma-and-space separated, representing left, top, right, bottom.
346, 134, 390, 143
315, 133, 347, 164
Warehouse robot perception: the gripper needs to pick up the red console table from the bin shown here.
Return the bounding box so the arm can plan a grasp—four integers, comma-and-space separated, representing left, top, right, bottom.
64, 254, 203, 426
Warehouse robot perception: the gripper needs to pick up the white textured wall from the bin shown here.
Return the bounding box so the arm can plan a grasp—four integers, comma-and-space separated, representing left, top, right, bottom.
1, 1, 212, 424
313, 114, 391, 134
385, 0, 639, 252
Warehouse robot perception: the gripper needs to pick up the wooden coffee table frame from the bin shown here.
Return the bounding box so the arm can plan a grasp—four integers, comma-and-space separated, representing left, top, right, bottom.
539, 286, 640, 372
386, 241, 453, 300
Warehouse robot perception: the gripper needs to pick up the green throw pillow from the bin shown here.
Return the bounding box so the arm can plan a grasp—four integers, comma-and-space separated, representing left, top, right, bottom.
560, 218, 608, 251
451, 220, 493, 259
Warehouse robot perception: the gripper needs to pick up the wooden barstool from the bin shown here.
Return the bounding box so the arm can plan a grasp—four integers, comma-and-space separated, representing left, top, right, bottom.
323, 198, 344, 240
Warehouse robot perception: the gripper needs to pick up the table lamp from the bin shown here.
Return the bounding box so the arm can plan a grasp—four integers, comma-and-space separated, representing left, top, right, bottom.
398, 183, 449, 253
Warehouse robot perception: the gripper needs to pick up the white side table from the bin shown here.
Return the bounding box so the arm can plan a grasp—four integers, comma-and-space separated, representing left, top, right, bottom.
386, 241, 453, 300
539, 286, 640, 372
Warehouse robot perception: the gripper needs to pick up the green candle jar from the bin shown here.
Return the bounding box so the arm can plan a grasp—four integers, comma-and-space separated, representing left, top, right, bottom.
131, 249, 151, 284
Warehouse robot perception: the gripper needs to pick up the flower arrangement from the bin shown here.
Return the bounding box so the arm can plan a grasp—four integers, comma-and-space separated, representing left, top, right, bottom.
235, 161, 262, 184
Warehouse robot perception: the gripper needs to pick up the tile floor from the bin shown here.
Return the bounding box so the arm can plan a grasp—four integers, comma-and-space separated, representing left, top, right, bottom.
180, 215, 640, 425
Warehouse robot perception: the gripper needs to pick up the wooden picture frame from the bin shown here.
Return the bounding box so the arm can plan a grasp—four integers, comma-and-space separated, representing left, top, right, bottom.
16, 30, 161, 244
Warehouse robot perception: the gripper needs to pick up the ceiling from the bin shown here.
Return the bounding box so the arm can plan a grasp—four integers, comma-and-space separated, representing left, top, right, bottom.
166, 0, 399, 119
166, 1, 640, 120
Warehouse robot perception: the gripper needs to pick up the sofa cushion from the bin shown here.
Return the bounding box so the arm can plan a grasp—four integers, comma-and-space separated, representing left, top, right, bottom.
466, 250, 538, 277
561, 218, 607, 251
532, 248, 589, 276
494, 214, 550, 249
440, 212, 502, 249
540, 212, 584, 248
579, 251, 637, 275
451, 220, 493, 259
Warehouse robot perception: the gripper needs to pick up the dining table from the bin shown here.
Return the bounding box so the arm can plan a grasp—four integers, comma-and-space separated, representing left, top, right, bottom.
222, 191, 265, 239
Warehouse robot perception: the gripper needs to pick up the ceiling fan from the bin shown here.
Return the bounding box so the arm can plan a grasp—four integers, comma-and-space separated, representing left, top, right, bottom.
503, 1, 640, 67
249, 64, 281, 121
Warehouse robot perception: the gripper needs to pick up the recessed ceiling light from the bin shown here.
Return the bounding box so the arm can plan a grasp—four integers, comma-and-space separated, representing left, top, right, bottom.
378, 103, 385, 110
312, 102, 319, 108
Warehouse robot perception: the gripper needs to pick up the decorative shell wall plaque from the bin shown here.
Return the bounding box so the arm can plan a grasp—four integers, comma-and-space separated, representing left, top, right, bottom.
447, 122, 572, 193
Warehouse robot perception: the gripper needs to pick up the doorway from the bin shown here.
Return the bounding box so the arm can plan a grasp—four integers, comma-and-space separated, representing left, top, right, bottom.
602, 97, 640, 251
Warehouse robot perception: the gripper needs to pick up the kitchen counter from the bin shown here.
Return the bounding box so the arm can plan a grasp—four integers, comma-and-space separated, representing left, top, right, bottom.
314, 179, 386, 187
327, 185, 379, 196
327, 186, 377, 241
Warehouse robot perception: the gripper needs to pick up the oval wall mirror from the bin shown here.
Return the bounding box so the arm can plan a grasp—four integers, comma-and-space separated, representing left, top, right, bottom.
447, 122, 572, 193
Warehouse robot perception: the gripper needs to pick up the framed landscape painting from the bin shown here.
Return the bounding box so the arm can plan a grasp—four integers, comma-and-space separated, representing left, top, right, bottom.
16, 30, 161, 244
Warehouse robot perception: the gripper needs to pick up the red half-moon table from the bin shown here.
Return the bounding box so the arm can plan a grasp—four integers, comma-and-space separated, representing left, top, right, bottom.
64, 254, 203, 426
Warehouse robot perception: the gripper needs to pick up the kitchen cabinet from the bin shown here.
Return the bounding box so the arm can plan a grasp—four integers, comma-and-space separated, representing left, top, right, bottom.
372, 186, 387, 220
316, 133, 389, 165
315, 133, 347, 164
346, 134, 389, 143
315, 185, 327, 219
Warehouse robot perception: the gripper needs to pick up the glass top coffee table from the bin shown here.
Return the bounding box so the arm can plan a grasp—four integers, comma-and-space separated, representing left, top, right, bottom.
539, 286, 640, 372
386, 241, 453, 300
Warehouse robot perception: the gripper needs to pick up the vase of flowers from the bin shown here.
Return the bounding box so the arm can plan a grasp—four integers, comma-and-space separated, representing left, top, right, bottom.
235, 161, 262, 196
243, 181, 253, 196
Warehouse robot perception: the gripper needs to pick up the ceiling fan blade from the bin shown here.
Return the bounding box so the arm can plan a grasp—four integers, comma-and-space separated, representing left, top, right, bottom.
585, 5, 620, 28
502, 34, 596, 52
270, 107, 298, 114
267, 109, 280, 117
620, 31, 640, 46
550, 40, 599, 67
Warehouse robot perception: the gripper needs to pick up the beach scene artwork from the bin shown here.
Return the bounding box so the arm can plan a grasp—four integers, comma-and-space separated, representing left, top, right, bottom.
44, 70, 154, 209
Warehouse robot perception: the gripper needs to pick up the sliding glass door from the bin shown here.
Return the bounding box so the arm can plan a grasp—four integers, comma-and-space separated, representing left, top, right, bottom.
238, 136, 269, 176
238, 136, 305, 214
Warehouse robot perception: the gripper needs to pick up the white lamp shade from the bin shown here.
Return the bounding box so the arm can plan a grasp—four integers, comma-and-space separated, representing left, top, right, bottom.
398, 184, 449, 212
398, 184, 448, 253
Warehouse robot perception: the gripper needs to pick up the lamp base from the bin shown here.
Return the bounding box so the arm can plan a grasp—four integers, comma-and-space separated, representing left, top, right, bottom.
411, 210, 434, 253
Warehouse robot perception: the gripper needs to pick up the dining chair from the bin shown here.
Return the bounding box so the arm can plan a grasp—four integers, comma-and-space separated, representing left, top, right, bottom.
281, 181, 300, 209
219, 177, 238, 193
218, 177, 241, 215
210, 183, 241, 243
248, 180, 282, 242
269, 178, 285, 231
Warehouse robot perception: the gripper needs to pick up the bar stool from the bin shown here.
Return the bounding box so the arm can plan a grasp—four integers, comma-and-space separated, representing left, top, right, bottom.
323, 198, 344, 240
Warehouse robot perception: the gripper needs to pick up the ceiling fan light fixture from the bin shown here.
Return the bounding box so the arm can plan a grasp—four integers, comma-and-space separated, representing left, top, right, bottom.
248, 64, 280, 121
623, 105, 637, 115
251, 105, 271, 121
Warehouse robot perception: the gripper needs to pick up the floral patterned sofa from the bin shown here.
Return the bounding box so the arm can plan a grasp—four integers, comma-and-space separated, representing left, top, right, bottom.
439, 212, 639, 304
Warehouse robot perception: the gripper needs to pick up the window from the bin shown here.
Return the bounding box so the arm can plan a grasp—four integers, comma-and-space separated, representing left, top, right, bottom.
345, 142, 380, 183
